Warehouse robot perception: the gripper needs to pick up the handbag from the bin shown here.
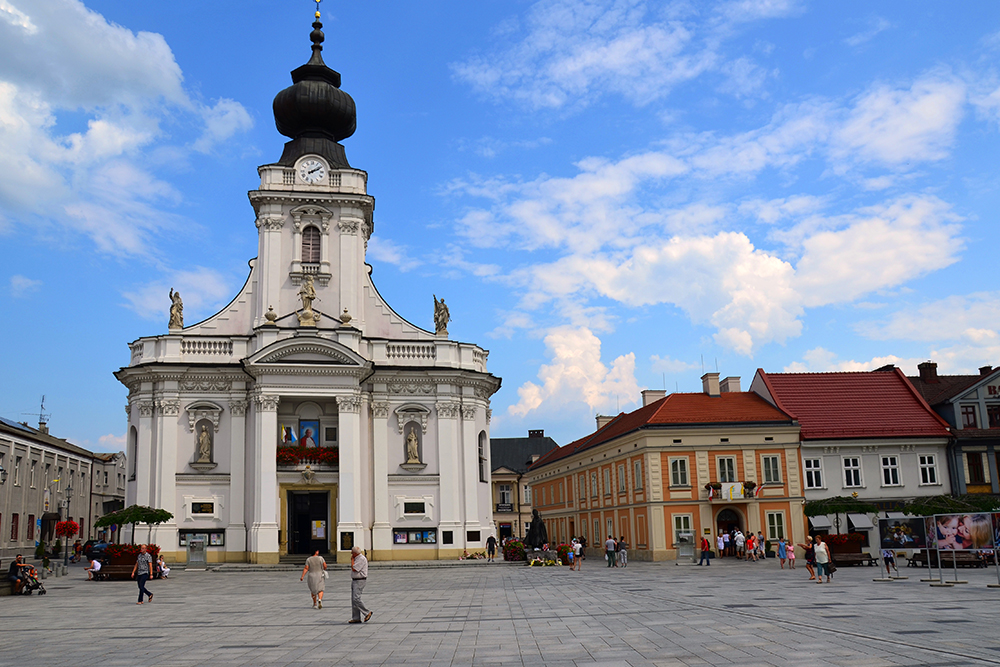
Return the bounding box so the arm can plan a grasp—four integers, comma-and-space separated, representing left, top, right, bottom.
322, 570, 328, 579
827, 562, 837, 574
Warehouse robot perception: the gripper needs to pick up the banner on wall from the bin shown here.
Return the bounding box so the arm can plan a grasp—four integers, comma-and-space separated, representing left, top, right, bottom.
924, 513, 995, 550
878, 517, 927, 550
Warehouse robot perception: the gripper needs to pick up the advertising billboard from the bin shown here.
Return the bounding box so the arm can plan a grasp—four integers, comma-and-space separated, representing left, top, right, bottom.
878, 517, 927, 550
924, 513, 994, 550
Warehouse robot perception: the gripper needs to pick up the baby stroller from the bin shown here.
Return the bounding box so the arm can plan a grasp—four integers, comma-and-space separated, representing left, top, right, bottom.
19, 564, 46, 595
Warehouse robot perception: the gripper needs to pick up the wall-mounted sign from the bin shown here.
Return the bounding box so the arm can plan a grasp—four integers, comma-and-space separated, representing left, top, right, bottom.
191, 502, 215, 514
311, 520, 326, 539
495, 503, 514, 513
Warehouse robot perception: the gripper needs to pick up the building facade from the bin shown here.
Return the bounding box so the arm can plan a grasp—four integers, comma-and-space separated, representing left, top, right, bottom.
115, 17, 499, 563
526, 375, 806, 561
909, 361, 1000, 496
751, 368, 952, 549
0, 418, 96, 560
490, 430, 558, 541
90, 452, 126, 541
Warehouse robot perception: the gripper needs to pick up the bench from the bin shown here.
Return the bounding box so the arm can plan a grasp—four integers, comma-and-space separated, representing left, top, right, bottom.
92, 562, 136, 581
906, 550, 985, 568
832, 553, 878, 567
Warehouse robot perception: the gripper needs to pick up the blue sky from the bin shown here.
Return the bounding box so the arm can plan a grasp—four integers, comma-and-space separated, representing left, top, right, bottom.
2, 1, 1000, 452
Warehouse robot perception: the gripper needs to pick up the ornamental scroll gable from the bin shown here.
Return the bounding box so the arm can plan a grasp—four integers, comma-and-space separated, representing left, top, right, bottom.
394, 404, 430, 434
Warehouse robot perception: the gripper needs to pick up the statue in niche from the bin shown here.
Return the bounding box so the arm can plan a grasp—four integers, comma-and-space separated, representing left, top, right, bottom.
433, 294, 450, 335
297, 275, 319, 326
405, 427, 420, 464
525, 509, 548, 550
168, 288, 184, 329
197, 425, 212, 463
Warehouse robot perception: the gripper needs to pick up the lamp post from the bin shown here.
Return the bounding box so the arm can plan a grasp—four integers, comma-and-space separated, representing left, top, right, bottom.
63, 486, 73, 567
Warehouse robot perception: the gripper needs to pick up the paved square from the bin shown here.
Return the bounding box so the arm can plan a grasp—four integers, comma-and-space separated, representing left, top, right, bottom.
4, 557, 1000, 666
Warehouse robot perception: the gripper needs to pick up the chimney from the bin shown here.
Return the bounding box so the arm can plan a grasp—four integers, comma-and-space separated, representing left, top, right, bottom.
528, 429, 544, 438
701, 372, 720, 397
980, 365, 994, 376
641, 389, 666, 406
596, 415, 614, 429
917, 361, 939, 384
720, 376, 741, 393
38, 421, 49, 435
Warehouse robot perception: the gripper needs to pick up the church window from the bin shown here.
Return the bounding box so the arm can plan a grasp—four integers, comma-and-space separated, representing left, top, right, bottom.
478, 432, 488, 482
302, 226, 321, 263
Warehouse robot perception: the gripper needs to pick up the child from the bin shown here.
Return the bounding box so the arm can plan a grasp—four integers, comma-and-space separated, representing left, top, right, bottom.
787, 542, 796, 569
936, 515, 960, 549
881, 548, 895, 576
777, 537, 787, 569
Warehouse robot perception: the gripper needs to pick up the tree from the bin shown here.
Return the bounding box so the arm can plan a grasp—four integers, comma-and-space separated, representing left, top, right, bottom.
95, 505, 173, 545
903, 494, 1000, 516
803, 495, 878, 534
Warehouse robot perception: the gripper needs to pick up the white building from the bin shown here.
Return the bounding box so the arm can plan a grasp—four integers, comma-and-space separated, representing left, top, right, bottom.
116, 17, 499, 564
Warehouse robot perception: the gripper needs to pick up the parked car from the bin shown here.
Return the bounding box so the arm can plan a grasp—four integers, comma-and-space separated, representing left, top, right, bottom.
84, 540, 108, 560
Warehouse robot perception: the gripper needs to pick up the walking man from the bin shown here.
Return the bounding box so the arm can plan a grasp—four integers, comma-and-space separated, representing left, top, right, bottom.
486, 534, 497, 562
131, 545, 154, 604
348, 546, 373, 623
699, 535, 712, 566
605, 535, 617, 567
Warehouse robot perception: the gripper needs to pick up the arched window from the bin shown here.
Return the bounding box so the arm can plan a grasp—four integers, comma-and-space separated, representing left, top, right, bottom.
128, 426, 138, 480
302, 226, 321, 263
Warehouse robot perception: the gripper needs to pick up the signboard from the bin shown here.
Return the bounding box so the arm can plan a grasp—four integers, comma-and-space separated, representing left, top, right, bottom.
43, 489, 50, 512
495, 503, 514, 513
878, 517, 927, 549
925, 513, 994, 550
191, 502, 215, 514
311, 520, 326, 539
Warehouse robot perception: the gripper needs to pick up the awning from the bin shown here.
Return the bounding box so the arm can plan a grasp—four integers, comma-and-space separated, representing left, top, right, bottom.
886, 512, 907, 519
847, 513, 874, 529
808, 515, 832, 529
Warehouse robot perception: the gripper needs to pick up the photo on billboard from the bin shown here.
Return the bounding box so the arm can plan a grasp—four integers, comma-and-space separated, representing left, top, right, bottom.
878, 517, 927, 550
925, 513, 994, 550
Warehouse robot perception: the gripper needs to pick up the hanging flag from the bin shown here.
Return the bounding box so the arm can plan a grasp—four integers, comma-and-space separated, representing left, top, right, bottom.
708, 487, 714, 499
755, 484, 764, 498
728, 485, 734, 500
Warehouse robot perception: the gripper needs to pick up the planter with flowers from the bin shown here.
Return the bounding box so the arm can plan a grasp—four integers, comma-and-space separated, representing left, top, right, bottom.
822, 532, 866, 555
277, 446, 339, 468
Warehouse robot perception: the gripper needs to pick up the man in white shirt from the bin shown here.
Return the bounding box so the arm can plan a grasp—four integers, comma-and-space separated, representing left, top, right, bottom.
348, 546, 373, 623
735, 531, 746, 559
605, 536, 617, 568
85, 557, 102, 581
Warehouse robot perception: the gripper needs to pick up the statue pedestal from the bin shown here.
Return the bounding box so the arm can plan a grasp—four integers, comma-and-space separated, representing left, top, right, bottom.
190, 462, 218, 472
399, 462, 427, 472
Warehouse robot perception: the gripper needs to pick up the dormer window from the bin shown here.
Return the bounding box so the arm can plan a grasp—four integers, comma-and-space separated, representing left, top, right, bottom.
302, 226, 321, 264
961, 405, 978, 428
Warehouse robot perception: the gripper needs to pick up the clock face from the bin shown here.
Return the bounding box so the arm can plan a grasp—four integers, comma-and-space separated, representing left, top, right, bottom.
299, 159, 326, 184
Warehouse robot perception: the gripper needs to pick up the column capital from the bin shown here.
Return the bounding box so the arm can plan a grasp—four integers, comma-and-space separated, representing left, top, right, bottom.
436, 401, 461, 420
372, 402, 390, 419
254, 393, 280, 412
337, 394, 362, 413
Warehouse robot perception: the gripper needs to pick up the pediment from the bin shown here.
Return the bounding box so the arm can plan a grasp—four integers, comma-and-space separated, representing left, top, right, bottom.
246, 337, 367, 368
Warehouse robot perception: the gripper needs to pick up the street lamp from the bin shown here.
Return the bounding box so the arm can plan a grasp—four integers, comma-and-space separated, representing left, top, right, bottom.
63, 486, 73, 567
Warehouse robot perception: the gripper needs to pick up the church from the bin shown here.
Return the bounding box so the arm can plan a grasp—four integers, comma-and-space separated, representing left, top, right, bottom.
115, 12, 500, 563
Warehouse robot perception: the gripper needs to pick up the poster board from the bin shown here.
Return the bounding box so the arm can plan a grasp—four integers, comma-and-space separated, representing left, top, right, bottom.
878, 517, 927, 550
925, 513, 994, 550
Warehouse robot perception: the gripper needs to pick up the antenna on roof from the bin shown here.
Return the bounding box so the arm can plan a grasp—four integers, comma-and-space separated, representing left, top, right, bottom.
662, 372, 665, 390
715, 358, 719, 372
701, 354, 704, 374
21, 395, 50, 434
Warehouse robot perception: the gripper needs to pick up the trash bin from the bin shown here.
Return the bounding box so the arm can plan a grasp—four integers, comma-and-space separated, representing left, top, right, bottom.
187, 536, 207, 569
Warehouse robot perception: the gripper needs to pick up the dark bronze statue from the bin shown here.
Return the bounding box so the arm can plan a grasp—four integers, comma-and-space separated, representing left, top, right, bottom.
524, 508, 548, 549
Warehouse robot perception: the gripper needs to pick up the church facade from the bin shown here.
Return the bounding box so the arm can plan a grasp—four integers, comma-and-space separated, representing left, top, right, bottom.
115, 16, 500, 563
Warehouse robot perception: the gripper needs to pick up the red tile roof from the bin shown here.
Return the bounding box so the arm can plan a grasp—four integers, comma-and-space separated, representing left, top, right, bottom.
529, 392, 792, 470
755, 367, 950, 441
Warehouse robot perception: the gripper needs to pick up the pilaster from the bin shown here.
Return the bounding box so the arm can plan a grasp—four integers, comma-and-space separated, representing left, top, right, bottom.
227, 398, 248, 558
249, 392, 280, 563
371, 400, 392, 555
437, 401, 463, 546
335, 393, 364, 554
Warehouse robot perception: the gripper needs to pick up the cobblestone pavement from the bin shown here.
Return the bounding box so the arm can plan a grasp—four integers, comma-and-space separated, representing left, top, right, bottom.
4, 556, 1000, 666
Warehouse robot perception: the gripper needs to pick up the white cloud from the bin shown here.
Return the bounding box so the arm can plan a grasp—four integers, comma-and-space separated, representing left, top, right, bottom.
857, 292, 1000, 342
832, 75, 966, 168
844, 17, 892, 47
782, 347, 920, 372
9, 274, 41, 297
97, 432, 126, 452
794, 195, 963, 307
193, 99, 254, 153
122, 267, 233, 322
649, 354, 699, 373
0, 0, 252, 256
367, 236, 422, 272
509, 325, 639, 417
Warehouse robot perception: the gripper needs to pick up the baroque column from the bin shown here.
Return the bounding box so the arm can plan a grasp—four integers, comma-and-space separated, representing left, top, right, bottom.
336, 394, 364, 554
154, 395, 180, 558
460, 404, 482, 542
227, 398, 249, 560
436, 401, 462, 552
249, 393, 280, 563
371, 400, 392, 556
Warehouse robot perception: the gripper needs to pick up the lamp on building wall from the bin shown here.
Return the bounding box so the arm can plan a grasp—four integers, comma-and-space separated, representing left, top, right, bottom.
0, 465, 7, 485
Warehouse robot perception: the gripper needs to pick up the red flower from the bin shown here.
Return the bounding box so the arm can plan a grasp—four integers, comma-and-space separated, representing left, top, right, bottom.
276, 446, 339, 466
55, 520, 79, 538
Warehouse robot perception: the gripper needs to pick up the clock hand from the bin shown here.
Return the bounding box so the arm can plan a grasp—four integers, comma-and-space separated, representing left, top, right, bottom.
308, 166, 322, 174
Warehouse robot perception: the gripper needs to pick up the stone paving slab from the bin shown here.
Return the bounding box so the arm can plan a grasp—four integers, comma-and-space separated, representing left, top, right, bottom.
3, 557, 1000, 665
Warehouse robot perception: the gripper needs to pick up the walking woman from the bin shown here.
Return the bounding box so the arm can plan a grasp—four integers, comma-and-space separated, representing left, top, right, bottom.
301, 549, 327, 609
797, 538, 816, 580
131, 545, 154, 604
813, 535, 831, 584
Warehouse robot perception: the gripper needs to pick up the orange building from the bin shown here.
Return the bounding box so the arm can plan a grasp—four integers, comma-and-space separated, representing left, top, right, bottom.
525, 374, 806, 561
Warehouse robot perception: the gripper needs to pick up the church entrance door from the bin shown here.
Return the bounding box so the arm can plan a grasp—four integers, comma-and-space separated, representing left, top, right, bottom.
288, 491, 329, 554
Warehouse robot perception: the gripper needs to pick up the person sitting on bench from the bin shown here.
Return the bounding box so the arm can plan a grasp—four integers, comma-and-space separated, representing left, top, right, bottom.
7, 555, 29, 594
85, 556, 102, 581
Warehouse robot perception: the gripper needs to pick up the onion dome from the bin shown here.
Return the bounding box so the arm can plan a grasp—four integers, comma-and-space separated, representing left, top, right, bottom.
273, 17, 356, 168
